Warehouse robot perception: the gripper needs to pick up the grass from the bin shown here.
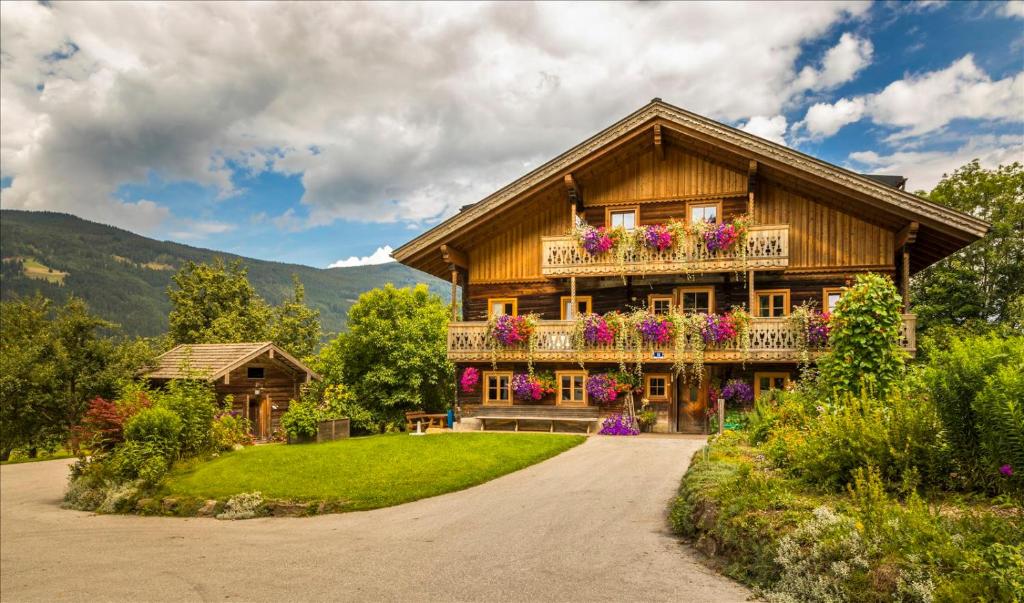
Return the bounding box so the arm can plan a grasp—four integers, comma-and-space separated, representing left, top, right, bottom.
1, 448, 77, 465
164, 432, 584, 511
22, 257, 68, 284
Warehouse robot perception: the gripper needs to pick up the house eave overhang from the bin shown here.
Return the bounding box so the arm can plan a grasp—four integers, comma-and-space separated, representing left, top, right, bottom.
392, 99, 989, 271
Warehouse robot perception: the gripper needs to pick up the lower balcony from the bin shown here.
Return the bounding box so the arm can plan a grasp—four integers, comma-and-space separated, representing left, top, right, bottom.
448, 315, 917, 364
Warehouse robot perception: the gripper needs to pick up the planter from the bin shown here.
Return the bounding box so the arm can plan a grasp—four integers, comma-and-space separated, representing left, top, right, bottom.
316, 419, 350, 443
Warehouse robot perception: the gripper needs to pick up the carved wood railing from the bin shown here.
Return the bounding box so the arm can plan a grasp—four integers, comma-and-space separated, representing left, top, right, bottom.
448, 314, 916, 363
540, 225, 789, 278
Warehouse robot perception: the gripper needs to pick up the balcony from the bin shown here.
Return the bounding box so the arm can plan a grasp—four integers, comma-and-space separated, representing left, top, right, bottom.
447, 315, 916, 364
540, 224, 789, 278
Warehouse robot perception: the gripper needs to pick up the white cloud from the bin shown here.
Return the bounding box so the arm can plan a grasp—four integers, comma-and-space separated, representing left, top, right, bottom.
0, 2, 870, 231
847, 135, 1024, 191
1001, 1, 1024, 18
328, 245, 395, 268
738, 115, 788, 145
799, 55, 1024, 139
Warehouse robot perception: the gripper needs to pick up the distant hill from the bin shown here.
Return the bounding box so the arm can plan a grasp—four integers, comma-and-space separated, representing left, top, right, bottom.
0, 210, 447, 338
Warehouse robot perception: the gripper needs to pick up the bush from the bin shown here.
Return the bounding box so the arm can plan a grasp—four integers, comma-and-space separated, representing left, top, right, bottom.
124, 407, 182, 459
818, 273, 906, 396
321, 384, 378, 435
925, 334, 1024, 494
158, 379, 217, 457
211, 412, 253, 450
281, 398, 319, 439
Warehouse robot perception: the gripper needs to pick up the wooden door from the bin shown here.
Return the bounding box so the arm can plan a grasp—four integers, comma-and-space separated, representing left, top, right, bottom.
676, 370, 708, 433
258, 397, 271, 439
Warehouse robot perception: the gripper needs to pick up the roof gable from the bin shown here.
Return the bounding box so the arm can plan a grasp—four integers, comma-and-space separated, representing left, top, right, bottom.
144, 342, 318, 382
393, 99, 988, 275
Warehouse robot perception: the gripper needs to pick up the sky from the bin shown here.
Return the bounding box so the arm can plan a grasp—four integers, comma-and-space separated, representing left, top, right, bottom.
1, 1, 1021, 268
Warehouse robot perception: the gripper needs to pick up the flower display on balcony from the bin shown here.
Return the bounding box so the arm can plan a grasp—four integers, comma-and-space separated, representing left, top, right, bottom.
485, 312, 539, 372
573, 224, 619, 256
580, 313, 615, 345
639, 223, 676, 251
459, 367, 480, 393
721, 379, 754, 406
511, 372, 556, 401
789, 301, 831, 366
638, 313, 675, 345
586, 373, 619, 404
599, 413, 639, 436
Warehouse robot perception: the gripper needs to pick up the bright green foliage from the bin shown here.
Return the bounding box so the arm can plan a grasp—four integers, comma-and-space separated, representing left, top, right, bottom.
320, 383, 376, 435
211, 411, 252, 450
912, 161, 1024, 335
124, 407, 182, 462
168, 258, 274, 345
926, 335, 1024, 494
334, 284, 453, 430
158, 378, 218, 457
268, 276, 321, 359
280, 398, 320, 439
818, 273, 905, 396
165, 433, 583, 510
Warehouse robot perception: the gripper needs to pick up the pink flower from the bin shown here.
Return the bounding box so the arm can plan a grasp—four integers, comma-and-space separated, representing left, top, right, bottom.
1000, 464, 1013, 477
460, 367, 480, 393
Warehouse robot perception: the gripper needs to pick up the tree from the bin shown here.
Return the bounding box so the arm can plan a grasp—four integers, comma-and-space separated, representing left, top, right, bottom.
168, 258, 273, 345
269, 276, 321, 359
0, 295, 57, 459
912, 161, 1024, 335
333, 284, 453, 430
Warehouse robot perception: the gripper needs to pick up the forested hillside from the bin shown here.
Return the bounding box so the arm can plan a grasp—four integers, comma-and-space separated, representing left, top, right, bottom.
0, 210, 447, 337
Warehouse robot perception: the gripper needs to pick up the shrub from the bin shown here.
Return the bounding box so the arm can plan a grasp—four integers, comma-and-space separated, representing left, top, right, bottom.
321, 383, 377, 435
281, 398, 320, 439
124, 407, 182, 459
158, 378, 217, 457
925, 334, 1024, 493
818, 273, 905, 396
211, 412, 253, 450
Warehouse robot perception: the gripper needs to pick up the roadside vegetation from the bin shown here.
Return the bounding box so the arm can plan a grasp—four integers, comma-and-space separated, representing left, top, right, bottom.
671, 272, 1024, 601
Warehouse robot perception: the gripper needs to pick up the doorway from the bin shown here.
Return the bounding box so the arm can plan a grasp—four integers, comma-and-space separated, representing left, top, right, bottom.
676, 369, 708, 433
247, 395, 271, 439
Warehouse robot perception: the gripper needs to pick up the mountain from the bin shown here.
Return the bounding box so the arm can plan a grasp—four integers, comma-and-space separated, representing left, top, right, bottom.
0, 210, 447, 338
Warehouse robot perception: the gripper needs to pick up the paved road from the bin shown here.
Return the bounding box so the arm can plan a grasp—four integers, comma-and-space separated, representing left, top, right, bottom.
1, 436, 750, 602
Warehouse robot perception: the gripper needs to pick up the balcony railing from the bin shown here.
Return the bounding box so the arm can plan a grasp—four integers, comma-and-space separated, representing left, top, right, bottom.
540, 225, 789, 278
448, 315, 916, 363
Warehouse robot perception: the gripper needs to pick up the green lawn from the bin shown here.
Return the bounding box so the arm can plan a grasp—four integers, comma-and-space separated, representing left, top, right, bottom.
1, 448, 77, 465
164, 432, 584, 510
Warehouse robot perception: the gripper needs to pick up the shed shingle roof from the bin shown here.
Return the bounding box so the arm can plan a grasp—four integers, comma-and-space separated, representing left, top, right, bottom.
143, 342, 317, 381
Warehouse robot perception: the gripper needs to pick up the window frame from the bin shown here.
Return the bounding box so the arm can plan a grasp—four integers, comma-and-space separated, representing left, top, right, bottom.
486, 297, 518, 319
556, 370, 588, 406
675, 286, 716, 315
604, 205, 640, 231
647, 294, 674, 316
685, 200, 723, 225
754, 371, 790, 399
559, 295, 593, 320
482, 371, 513, 406
755, 289, 791, 318
246, 367, 265, 380
822, 287, 844, 313
645, 373, 670, 402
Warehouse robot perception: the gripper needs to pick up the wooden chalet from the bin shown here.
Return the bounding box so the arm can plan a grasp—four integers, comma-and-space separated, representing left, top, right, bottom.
144, 342, 318, 439
392, 99, 988, 433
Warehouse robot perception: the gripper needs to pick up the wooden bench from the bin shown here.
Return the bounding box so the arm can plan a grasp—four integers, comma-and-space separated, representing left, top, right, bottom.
405, 411, 447, 432
466, 406, 600, 434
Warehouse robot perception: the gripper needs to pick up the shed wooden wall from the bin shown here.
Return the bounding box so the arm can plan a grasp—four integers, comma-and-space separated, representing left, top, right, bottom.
215, 353, 306, 435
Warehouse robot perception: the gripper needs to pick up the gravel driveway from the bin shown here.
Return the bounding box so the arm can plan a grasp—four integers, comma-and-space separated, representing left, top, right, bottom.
1, 435, 750, 602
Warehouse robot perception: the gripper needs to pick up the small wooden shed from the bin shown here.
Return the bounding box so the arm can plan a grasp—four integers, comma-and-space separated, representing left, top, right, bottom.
144, 342, 319, 440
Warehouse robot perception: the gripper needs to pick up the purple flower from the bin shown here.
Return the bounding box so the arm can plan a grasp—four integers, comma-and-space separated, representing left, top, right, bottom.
721, 380, 753, 405
586, 374, 618, 404
638, 315, 673, 345
1000, 464, 1013, 477
599, 413, 639, 436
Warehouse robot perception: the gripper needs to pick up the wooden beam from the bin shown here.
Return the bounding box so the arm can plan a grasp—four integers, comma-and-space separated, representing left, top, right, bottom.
747, 160, 758, 215
653, 124, 664, 160
902, 246, 911, 312
223, 373, 230, 385
748, 270, 756, 312
439, 244, 468, 269
896, 221, 919, 249
449, 269, 459, 321
268, 348, 274, 359
564, 173, 582, 213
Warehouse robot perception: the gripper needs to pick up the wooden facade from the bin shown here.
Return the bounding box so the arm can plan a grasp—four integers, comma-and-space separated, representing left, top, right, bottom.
392, 99, 987, 433
143, 342, 318, 440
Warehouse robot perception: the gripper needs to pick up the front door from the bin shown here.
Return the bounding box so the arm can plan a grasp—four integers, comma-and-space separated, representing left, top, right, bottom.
258, 397, 271, 439
247, 395, 272, 439
676, 370, 708, 433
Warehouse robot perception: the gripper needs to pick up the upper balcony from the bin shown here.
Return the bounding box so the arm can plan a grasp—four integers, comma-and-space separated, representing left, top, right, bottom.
448, 315, 916, 364
540, 224, 789, 278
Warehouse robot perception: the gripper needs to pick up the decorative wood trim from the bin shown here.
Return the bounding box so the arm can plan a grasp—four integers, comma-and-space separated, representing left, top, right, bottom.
583, 191, 748, 208
754, 289, 791, 317
555, 370, 588, 406
896, 221, 920, 249
675, 286, 715, 314
754, 371, 791, 399
486, 297, 518, 318
685, 200, 723, 225
559, 295, 592, 319
645, 373, 670, 401
482, 371, 513, 406
604, 205, 640, 229
564, 173, 581, 210
653, 124, 664, 160
439, 244, 468, 269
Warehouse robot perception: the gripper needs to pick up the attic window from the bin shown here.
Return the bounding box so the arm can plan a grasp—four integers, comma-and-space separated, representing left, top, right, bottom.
247, 367, 265, 380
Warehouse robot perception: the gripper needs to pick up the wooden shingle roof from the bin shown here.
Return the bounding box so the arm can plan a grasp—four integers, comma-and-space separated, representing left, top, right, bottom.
143, 342, 318, 382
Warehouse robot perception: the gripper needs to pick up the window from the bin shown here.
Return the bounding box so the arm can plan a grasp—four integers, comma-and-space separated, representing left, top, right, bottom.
645, 374, 669, 401
754, 372, 790, 399
605, 206, 639, 230
648, 294, 673, 316
247, 367, 265, 380
823, 287, 844, 312
560, 296, 592, 320
676, 286, 715, 315
556, 371, 587, 406
686, 201, 722, 225
755, 289, 790, 318
487, 297, 517, 319
483, 371, 512, 405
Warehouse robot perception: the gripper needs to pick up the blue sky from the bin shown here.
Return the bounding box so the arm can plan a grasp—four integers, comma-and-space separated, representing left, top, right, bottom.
1, 1, 1021, 268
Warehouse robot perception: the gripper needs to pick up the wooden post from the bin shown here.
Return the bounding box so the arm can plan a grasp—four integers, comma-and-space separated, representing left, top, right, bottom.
449, 269, 459, 321
718, 398, 725, 435
902, 246, 911, 312
748, 270, 756, 312
570, 276, 577, 319
747, 160, 758, 215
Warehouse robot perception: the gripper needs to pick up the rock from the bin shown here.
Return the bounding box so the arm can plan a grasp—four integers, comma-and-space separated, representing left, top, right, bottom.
135, 498, 154, 511
267, 501, 310, 517
196, 500, 218, 517
161, 497, 179, 513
